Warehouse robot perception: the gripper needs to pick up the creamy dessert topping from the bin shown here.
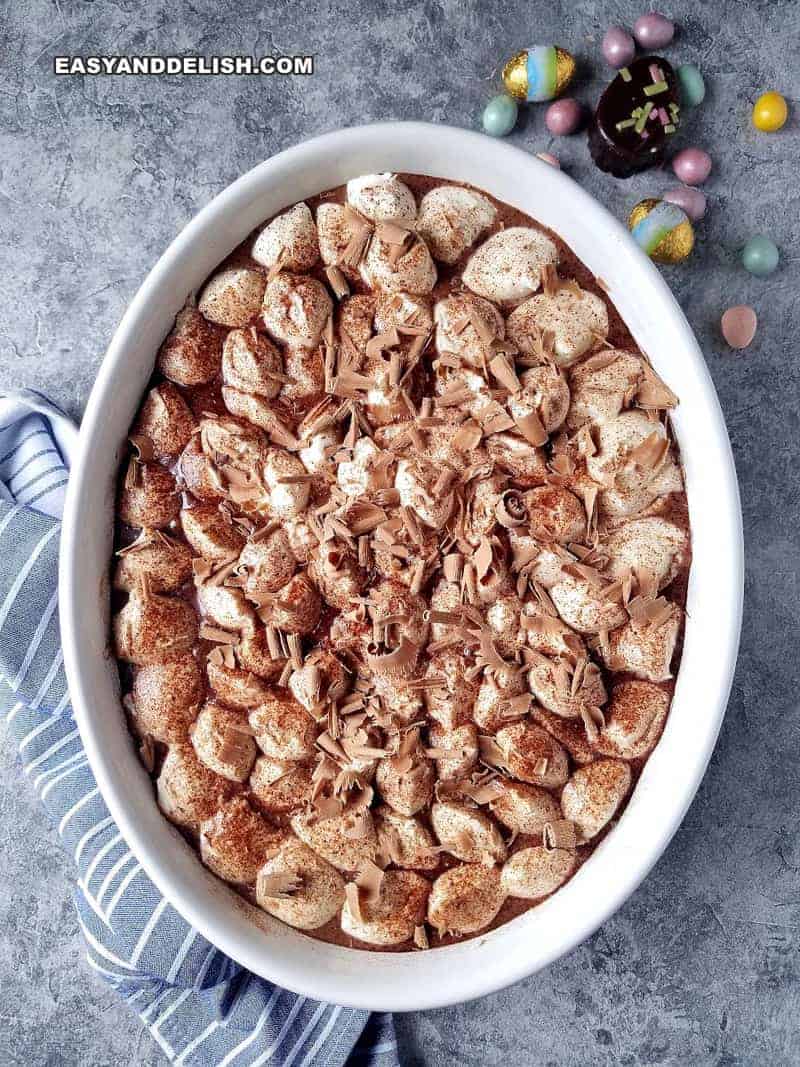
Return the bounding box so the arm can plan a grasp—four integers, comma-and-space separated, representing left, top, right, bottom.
112, 173, 690, 951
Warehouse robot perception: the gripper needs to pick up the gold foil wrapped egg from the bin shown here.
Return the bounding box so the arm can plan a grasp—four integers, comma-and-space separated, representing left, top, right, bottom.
628, 198, 694, 263
502, 46, 576, 103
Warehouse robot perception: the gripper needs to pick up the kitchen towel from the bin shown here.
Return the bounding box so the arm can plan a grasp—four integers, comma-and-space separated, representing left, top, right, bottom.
0, 388, 398, 1066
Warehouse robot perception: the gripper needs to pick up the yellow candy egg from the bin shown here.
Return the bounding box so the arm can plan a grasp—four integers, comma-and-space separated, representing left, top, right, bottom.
502, 46, 575, 103
752, 91, 788, 132
628, 198, 695, 264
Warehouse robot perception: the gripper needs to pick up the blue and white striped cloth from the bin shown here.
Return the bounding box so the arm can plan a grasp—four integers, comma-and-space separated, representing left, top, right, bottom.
0, 389, 398, 1066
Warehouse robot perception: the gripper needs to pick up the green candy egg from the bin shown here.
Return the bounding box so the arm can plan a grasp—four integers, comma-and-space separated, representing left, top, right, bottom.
677, 64, 706, 108
742, 235, 779, 277
482, 94, 519, 137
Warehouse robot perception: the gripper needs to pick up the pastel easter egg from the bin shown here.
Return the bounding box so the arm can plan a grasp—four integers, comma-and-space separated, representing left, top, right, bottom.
677, 64, 705, 107
545, 98, 584, 135
503, 46, 576, 103
663, 185, 707, 221
633, 12, 675, 49
752, 91, 788, 132
721, 306, 757, 349
482, 94, 519, 137
602, 26, 636, 68
628, 198, 694, 262
741, 235, 779, 277
672, 147, 712, 185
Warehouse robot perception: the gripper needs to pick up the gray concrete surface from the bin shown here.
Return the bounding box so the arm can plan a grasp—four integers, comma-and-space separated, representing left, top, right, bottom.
1, 0, 798, 1063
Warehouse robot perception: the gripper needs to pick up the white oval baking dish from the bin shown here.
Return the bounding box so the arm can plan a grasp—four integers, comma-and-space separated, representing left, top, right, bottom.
59, 122, 743, 1012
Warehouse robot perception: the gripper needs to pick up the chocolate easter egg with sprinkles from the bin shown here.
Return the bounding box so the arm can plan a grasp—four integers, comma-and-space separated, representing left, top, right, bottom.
502, 46, 576, 103
589, 56, 681, 178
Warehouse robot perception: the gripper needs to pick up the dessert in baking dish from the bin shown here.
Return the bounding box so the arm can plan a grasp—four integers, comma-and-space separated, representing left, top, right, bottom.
112, 172, 690, 950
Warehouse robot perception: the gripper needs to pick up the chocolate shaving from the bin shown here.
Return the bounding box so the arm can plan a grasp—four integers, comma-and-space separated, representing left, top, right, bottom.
218, 725, 256, 764
629, 430, 669, 470
478, 735, 511, 771
344, 882, 364, 922
443, 552, 464, 583
124, 457, 142, 490
339, 210, 372, 269
541, 263, 560, 297
129, 435, 154, 462
199, 624, 238, 644
465, 777, 506, 805
452, 419, 483, 453
355, 860, 385, 904
365, 327, 400, 362
316, 731, 349, 763
409, 560, 427, 595
514, 410, 548, 447
436, 385, 473, 408
543, 819, 578, 852
266, 246, 288, 283
343, 810, 372, 839
496, 490, 528, 529
636, 363, 679, 409
468, 306, 495, 345
138, 734, 155, 774
347, 502, 387, 535
489, 354, 522, 394
580, 704, 606, 743
376, 220, 413, 246
473, 538, 494, 582
325, 265, 350, 299
257, 870, 303, 899
365, 636, 419, 677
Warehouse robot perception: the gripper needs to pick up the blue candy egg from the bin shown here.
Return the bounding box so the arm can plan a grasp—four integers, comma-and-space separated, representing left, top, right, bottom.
677, 64, 706, 107
741, 235, 779, 277
482, 94, 519, 137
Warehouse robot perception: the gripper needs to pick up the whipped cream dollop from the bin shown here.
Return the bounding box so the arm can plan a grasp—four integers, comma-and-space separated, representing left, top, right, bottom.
463, 227, 559, 304
417, 185, 496, 263
262, 273, 332, 348
507, 284, 609, 366
199, 268, 266, 328
346, 173, 417, 223
251, 202, 319, 272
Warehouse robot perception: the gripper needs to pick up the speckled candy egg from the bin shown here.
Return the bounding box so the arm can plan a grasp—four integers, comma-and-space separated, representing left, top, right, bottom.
752, 91, 788, 133
721, 306, 757, 350
602, 26, 636, 69
545, 98, 584, 136
632, 12, 675, 49
677, 64, 705, 107
482, 94, 518, 137
503, 45, 576, 103
741, 235, 779, 277
628, 198, 694, 262
672, 147, 712, 186
663, 185, 706, 222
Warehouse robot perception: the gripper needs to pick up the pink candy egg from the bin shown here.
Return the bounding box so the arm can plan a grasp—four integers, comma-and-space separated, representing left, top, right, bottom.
545, 98, 584, 136
633, 12, 675, 48
663, 185, 707, 221
536, 152, 561, 168
602, 26, 636, 68
721, 306, 757, 349
672, 147, 712, 186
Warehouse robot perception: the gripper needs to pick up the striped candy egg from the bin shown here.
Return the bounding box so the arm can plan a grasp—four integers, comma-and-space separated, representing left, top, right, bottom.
628, 198, 694, 263
502, 45, 575, 103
